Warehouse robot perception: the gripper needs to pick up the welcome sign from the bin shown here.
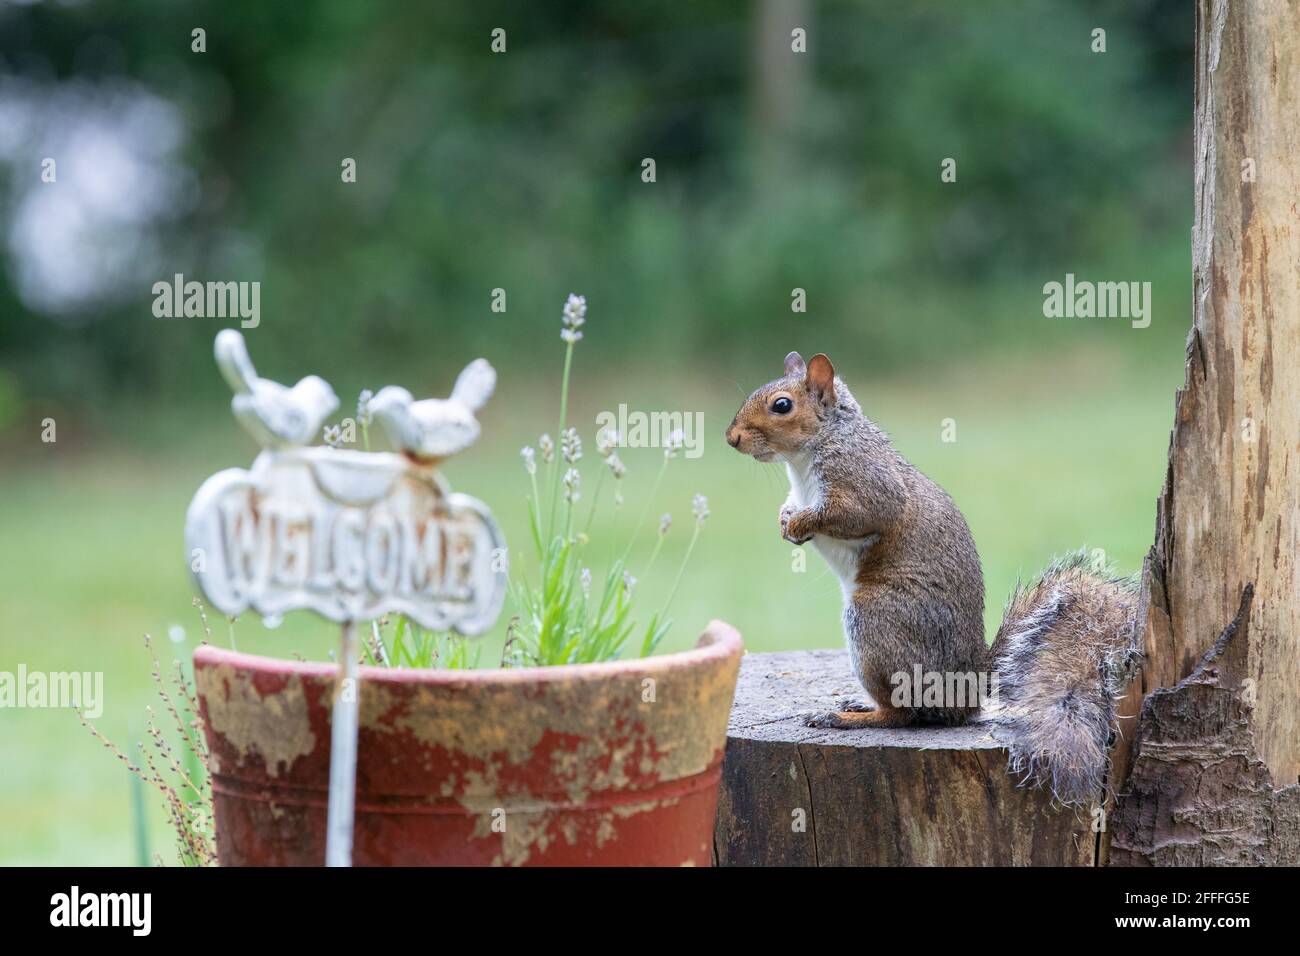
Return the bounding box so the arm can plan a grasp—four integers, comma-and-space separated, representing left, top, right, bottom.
186, 447, 505, 634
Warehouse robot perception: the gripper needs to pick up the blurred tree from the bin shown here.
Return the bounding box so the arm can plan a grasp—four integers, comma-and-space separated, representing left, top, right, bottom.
0, 0, 1192, 412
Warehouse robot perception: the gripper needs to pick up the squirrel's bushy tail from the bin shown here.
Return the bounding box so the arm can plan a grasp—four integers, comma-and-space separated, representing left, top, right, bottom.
983, 551, 1140, 807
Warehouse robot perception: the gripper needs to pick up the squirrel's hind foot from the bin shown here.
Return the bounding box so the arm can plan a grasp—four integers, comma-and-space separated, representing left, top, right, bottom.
835, 697, 871, 712
802, 706, 915, 729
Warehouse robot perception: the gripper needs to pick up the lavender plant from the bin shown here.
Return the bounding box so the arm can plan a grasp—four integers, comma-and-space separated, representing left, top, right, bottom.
506, 294, 708, 666
364, 294, 706, 669
365, 615, 482, 669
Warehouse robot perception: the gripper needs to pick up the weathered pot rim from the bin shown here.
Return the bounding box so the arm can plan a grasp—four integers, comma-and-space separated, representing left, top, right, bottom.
192, 618, 742, 686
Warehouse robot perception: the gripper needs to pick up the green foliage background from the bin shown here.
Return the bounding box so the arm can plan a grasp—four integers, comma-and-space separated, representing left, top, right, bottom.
1, 0, 1190, 412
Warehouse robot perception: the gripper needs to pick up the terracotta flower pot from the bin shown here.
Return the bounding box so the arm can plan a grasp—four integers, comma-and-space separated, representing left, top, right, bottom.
193, 621, 742, 866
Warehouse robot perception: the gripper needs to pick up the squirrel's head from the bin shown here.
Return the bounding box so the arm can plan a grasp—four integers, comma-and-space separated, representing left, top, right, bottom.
725, 351, 839, 462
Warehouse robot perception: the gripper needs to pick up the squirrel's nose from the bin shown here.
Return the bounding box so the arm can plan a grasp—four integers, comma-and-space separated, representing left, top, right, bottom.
725, 425, 740, 448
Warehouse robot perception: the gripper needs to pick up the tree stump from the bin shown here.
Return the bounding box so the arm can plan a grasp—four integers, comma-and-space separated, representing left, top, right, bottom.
713, 650, 1096, 866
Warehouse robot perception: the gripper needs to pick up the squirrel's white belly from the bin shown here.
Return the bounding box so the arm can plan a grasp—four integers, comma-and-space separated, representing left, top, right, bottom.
813, 536, 873, 589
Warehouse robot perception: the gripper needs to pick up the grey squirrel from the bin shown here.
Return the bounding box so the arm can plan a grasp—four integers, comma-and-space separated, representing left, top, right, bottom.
725, 351, 1139, 807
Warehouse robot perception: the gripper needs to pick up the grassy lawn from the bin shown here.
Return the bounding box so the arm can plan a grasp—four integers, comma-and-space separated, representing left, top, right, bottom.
0, 345, 1183, 864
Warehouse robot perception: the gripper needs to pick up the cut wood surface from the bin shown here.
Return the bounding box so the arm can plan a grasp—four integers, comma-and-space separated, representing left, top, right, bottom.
713, 650, 1096, 866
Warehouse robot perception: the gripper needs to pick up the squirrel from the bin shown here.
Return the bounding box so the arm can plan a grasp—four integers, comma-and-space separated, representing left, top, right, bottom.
725, 351, 1140, 807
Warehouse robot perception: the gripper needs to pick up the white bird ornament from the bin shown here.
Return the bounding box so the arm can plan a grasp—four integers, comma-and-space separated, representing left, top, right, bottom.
214, 329, 339, 449
369, 359, 496, 463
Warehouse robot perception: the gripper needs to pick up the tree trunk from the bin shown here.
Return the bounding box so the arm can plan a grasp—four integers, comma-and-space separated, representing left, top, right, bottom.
751, 0, 811, 188
1106, 0, 1300, 864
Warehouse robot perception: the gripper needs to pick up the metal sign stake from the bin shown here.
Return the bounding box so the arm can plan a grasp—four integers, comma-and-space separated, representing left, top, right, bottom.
325, 619, 360, 867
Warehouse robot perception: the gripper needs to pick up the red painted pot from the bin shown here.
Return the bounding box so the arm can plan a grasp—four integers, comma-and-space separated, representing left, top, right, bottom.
193, 621, 742, 866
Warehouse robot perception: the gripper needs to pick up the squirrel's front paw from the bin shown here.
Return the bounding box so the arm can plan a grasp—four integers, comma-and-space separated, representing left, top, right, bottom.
779, 504, 797, 535
782, 513, 814, 545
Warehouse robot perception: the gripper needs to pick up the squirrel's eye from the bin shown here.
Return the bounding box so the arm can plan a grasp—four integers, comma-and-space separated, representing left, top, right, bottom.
771, 397, 793, 415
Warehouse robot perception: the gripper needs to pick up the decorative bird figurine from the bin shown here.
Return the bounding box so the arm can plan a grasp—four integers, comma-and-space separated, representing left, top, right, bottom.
214, 329, 339, 449
369, 359, 496, 463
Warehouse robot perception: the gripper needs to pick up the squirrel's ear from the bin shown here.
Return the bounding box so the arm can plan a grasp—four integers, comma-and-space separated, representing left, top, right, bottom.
806, 353, 836, 406
784, 351, 806, 377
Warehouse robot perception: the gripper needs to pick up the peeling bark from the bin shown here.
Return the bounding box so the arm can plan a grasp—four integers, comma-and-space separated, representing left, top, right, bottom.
1109, 586, 1300, 865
